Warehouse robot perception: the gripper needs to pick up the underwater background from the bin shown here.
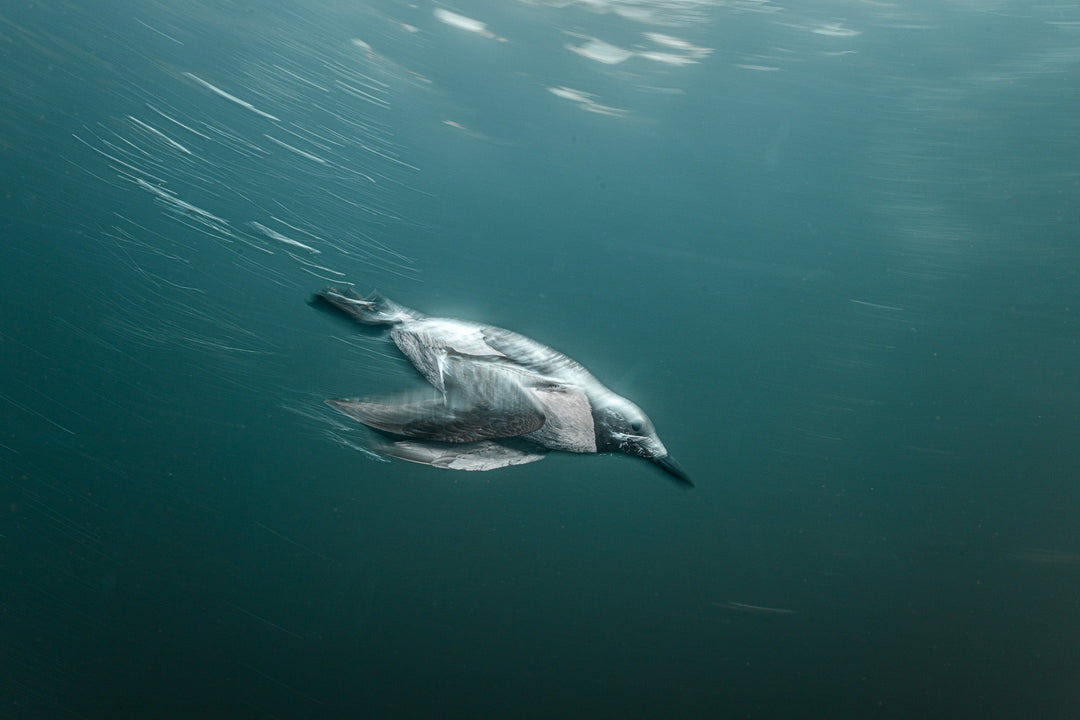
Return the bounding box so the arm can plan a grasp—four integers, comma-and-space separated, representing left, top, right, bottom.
2, 1, 1079, 717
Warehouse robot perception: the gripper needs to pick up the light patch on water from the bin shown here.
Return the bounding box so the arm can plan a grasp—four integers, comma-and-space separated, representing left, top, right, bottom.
638, 50, 701, 66
567, 38, 636, 65
547, 86, 629, 117
547, 86, 596, 104
810, 22, 862, 38
643, 32, 713, 59
433, 8, 498, 40
537, 0, 724, 26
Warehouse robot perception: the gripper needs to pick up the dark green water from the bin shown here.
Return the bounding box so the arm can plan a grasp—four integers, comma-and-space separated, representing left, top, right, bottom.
2, 1, 1078, 718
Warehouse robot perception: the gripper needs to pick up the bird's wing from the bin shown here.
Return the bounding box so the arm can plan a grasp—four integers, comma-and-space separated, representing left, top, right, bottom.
377, 439, 548, 471
327, 353, 549, 443
326, 391, 544, 444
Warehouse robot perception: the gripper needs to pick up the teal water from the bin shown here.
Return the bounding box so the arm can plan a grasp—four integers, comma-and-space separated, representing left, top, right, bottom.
2, 1, 1079, 718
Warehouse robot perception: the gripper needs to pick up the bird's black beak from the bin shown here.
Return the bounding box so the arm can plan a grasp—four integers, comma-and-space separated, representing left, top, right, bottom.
651, 454, 693, 488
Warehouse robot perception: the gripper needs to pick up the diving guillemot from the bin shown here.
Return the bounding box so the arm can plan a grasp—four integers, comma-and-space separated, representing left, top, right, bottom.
314, 287, 690, 487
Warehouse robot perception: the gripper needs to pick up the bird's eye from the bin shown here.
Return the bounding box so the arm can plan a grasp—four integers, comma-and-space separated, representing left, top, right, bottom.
631, 422, 642, 433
